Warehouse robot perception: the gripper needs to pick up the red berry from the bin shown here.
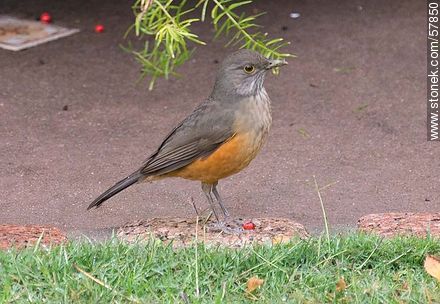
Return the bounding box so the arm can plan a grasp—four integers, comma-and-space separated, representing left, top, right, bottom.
242, 221, 255, 230
95, 24, 105, 33
40, 12, 52, 24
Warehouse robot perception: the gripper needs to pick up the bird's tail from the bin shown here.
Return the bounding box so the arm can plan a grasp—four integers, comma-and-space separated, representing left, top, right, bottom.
87, 171, 143, 210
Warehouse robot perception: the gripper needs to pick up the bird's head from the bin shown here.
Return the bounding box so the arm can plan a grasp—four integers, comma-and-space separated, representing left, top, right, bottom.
211, 49, 287, 99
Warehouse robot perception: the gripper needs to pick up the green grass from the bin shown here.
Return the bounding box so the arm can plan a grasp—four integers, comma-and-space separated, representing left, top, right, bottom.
1, 233, 439, 303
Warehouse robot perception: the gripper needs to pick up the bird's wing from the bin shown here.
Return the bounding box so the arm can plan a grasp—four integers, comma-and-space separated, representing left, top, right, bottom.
139, 99, 236, 176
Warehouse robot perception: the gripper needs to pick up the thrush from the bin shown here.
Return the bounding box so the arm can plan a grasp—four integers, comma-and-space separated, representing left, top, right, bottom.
88, 49, 287, 228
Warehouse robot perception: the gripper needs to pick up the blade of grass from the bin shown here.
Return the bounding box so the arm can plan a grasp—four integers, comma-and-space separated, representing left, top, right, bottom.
73, 264, 112, 290
313, 175, 330, 245
358, 238, 383, 270
32, 231, 45, 253
195, 216, 200, 298
250, 247, 288, 276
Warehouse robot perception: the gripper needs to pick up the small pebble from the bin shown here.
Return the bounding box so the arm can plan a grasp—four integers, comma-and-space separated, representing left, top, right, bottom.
289, 12, 300, 19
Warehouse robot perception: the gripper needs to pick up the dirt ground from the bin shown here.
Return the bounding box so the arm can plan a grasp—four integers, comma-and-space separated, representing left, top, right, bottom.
0, 0, 435, 237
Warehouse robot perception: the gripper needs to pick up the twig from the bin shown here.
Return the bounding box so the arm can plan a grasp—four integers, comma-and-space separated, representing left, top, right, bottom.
135, 0, 154, 35
140, 0, 154, 12
319, 180, 339, 192
203, 211, 213, 226
188, 197, 199, 216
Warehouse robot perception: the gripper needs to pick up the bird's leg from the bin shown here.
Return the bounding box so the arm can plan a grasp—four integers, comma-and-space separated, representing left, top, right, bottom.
212, 182, 230, 218
209, 182, 243, 234
212, 182, 243, 226
202, 182, 243, 234
201, 183, 219, 221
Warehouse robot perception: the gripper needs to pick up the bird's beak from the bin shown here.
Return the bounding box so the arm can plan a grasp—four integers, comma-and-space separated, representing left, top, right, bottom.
266, 58, 288, 69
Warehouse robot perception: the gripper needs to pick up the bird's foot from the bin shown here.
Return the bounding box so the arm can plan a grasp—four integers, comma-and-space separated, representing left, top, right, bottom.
207, 217, 244, 235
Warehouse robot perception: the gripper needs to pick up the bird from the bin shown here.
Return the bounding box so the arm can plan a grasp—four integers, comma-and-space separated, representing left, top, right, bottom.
87, 49, 287, 228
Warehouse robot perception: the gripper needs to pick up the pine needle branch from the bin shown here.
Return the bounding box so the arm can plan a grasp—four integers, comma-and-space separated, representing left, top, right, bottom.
127, 0, 294, 90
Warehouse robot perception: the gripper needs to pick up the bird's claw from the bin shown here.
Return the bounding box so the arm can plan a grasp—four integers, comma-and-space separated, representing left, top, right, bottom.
207, 217, 244, 235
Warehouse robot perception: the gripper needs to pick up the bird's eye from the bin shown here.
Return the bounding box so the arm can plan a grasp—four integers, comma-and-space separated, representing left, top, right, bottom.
243, 65, 255, 74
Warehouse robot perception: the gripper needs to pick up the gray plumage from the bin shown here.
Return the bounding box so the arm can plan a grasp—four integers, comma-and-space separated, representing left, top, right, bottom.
88, 49, 287, 211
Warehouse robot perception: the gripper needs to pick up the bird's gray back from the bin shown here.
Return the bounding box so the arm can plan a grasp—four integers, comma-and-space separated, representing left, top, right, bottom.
139, 98, 237, 176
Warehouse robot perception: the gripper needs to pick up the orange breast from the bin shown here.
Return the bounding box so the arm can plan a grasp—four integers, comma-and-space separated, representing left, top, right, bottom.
168, 133, 263, 184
